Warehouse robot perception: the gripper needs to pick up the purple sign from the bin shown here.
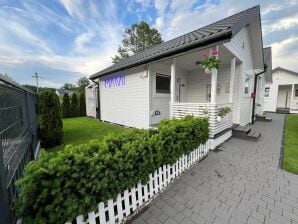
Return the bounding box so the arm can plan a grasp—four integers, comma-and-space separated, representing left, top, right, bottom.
104, 72, 125, 88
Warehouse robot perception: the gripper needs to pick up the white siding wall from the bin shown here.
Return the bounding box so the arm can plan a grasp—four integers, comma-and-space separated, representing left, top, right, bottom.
264, 71, 298, 112
224, 27, 255, 126
99, 66, 150, 128
186, 65, 230, 104
149, 63, 171, 125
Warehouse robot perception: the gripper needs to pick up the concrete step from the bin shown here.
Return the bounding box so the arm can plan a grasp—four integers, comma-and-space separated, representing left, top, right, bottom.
246, 131, 261, 142
255, 115, 272, 122
276, 108, 290, 114
232, 125, 251, 138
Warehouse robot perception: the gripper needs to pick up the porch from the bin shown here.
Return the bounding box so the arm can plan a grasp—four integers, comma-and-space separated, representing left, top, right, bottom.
276, 84, 298, 113
149, 44, 241, 148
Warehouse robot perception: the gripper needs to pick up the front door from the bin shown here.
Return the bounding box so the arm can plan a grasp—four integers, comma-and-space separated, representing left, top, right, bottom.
277, 85, 292, 108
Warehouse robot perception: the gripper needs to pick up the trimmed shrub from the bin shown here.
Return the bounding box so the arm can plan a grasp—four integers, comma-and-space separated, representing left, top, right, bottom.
16, 116, 209, 224
62, 93, 70, 118
70, 93, 79, 117
79, 92, 86, 116
38, 90, 63, 148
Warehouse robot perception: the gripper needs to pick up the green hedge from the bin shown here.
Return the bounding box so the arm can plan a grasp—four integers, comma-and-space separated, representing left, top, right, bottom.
15, 116, 209, 224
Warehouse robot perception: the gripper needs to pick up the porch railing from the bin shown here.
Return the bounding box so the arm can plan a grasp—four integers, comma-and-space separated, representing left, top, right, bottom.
170, 102, 233, 137
290, 100, 298, 113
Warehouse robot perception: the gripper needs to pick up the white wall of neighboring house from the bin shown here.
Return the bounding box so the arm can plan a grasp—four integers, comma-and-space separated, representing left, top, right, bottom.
99, 66, 150, 128
264, 70, 298, 113
86, 84, 98, 118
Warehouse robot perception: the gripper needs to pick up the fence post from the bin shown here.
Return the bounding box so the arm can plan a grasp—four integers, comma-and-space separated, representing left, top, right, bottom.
0, 143, 12, 224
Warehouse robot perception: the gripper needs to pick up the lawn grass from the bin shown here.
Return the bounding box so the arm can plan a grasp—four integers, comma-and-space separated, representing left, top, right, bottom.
283, 114, 298, 174
49, 117, 130, 153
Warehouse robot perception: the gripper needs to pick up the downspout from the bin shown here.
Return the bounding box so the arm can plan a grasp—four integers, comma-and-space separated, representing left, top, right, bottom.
91, 79, 100, 120
251, 64, 267, 124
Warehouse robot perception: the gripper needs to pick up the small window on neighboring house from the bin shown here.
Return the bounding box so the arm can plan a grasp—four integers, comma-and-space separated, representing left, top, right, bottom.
264, 86, 270, 97
244, 77, 250, 95
295, 88, 298, 97
156, 74, 170, 94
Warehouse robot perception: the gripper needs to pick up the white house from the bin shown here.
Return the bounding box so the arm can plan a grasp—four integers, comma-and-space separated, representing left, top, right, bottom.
263, 67, 298, 113
87, 5, 272, 149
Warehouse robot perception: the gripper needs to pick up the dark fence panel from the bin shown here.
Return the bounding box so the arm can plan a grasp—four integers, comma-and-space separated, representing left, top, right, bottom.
0, 75, 39, 224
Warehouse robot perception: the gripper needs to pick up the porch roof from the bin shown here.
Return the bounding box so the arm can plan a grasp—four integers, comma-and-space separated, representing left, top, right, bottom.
90, 5, 260, 79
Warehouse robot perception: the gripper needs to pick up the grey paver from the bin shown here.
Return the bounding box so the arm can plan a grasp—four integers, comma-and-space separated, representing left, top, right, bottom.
132, 114, 298, 224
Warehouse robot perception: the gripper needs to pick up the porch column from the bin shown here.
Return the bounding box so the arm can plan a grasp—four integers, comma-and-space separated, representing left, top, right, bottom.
229, 57, 236, 103
291, 84, 295, 101
210, 46, 219, 104
170, 58, 176, 103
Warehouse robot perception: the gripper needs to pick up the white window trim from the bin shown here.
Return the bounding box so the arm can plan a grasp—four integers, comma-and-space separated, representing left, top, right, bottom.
153, 72, 171, 98
243, 73, 252, 98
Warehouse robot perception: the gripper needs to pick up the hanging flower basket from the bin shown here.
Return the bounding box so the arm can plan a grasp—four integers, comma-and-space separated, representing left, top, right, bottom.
196, 49, 220, 76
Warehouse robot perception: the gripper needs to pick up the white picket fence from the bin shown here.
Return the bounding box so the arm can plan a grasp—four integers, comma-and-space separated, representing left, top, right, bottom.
66, 140, 210, 224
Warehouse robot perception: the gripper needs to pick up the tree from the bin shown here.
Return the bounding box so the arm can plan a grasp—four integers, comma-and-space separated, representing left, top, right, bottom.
62, 93, 71, 118
77, 77, 90, 94
79, 92, 86, 116
70, 93, 79, 117
61, 83, 76, 90
112, 21, 163, 63
38, 90, 63, 148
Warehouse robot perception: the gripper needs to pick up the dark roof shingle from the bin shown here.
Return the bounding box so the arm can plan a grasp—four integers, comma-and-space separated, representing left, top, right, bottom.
90, 5, 260, 79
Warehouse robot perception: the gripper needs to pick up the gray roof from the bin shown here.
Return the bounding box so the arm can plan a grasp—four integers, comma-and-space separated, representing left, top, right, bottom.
91, 5, 261, 79
263, 47, 272, 83
272, 67, 298, 76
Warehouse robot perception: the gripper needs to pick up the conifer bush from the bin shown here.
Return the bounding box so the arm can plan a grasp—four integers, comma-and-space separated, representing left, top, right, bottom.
16, 116, 209, 224
79, 92, 86, 116
62, 93, 70, 118
70, 93, 79, 117
38, 90, 63, 148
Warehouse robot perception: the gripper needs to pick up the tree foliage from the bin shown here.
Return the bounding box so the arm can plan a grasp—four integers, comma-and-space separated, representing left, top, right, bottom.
62, 93, 71, 118
79, 92, 86, 116
70, 93, 80, 117
16, 116, 208, 224
77, 77, 90, 94
112, 21, 163, 63
38, 90, 63, 148
61, 83, 76, 90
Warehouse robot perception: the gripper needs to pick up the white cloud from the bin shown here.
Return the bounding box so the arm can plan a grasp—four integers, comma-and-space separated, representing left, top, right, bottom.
271, 36, 298, 71
263, 14, 298, 33
74, 32, 95, 50
59, 0, 84, 20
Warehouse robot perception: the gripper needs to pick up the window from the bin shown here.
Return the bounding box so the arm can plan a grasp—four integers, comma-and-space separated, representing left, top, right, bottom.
206, 84, 211, 102
295, 88, 298, 97
264, 86, 270, 97
156, 74, 170, 94
244, 77, 250, 95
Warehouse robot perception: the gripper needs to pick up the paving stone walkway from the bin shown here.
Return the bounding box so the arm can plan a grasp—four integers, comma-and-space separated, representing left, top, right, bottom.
132, 114, 298, 224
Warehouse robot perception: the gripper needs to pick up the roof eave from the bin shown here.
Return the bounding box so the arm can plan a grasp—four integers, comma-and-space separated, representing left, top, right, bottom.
90, 31, 233, 79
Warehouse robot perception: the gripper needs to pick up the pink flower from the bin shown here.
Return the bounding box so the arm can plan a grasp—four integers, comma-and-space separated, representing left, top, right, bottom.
211, 49, 219, 55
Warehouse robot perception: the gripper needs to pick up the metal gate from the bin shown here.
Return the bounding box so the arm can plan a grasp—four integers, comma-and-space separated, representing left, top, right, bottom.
0, 74, 39, 224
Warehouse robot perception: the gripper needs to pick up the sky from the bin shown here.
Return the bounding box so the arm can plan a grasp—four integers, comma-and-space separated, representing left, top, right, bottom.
0, 0, 298, 88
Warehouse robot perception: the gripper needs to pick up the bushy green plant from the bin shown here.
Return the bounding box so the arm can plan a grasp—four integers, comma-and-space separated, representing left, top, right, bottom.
62, 93, 70, 118
70, 93, 79, 117
38, 90, 63, 148
79, 92, 86, 116
16, 116, 209, 224
218, 107, 231, 118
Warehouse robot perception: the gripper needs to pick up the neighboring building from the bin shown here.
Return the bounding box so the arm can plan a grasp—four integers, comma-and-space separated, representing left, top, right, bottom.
263, 67, 298, 113
87, 5, 272, 149
86, 82, 99, 118
55, 89, 73, 96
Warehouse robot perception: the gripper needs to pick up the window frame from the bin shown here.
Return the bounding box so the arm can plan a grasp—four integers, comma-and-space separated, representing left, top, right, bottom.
243, 74, 252, 97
